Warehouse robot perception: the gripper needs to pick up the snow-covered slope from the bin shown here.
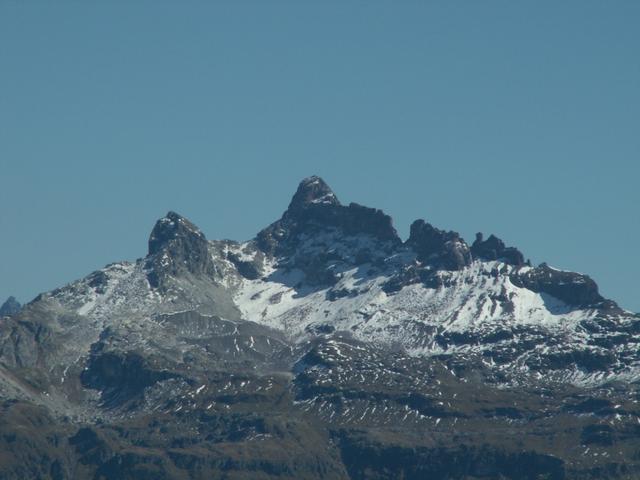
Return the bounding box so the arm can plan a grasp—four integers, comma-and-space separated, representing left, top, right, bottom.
235, 259, 595, 344
225, 176, 638, 385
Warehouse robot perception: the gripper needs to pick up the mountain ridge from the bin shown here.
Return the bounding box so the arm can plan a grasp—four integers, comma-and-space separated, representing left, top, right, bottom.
0, 176, 638, 479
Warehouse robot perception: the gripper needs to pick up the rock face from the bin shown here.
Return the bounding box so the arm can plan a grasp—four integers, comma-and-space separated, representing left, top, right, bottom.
406, 220, 472, 270
510, 263, 607, 308
0, 176, 639, 479
145, 211, 218, 289
255, 176, 401, 286
257, 176, 401, 257
0, 296, 21, 316
287, 175, 341, 211
471, 232, 525, 266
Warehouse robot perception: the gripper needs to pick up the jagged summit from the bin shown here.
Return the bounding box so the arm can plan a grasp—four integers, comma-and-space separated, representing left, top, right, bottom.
287, 175, 340, 211
148, 211, 205, 256
0, 296, 21, 317
406, 220, 472, 271
471, 232, 525, 266
146, 211, 217, 289
257, 176, 400, 255
141, 179, 610, 314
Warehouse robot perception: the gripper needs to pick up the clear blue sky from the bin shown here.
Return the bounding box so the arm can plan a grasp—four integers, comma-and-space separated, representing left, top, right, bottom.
1, 2, 638, 312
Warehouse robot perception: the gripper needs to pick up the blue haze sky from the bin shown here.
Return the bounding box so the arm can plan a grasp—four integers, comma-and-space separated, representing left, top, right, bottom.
0, 2, 638, 311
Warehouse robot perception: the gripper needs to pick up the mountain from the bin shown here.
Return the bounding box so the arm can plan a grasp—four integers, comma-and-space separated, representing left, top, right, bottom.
0, 296, 21, 317
0, 176, 639, 480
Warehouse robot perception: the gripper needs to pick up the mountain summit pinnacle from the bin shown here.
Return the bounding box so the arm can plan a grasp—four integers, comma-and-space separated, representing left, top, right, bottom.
146, 211, 216, 289
148, 211, 205, 256
0, 296, 21, 317
287, 176, 340, 212
257, 176, 400, 255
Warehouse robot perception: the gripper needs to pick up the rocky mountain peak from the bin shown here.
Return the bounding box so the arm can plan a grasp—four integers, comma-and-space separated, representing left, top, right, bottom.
510, 263, 610, 309
148, 211, 205, 256
471, 232, 525, 266
0, 296, 21, 317
286, 175, 340, 212
146, 211, 217, 289
406, 220, 471, 270
257, 177, 400, 256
